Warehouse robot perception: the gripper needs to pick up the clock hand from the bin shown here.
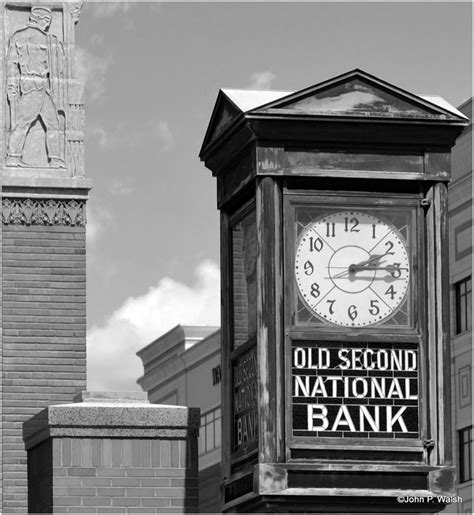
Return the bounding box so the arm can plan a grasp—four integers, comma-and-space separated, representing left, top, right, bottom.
331, 263, 406, 279
331, 251, 401, 280
331, 254, 386, 278
331, 268, 352, 279
352, 253, 387, 269
352, 266, 408, 272
331, 259, 380, 279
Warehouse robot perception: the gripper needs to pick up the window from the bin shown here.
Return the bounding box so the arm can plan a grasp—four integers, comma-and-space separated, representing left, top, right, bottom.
455, 277, 472, 334
459, 426, 473, 483
199, 407, 221, 455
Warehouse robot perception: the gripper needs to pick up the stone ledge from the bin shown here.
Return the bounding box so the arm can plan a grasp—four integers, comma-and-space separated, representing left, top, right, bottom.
2, 174, 92, 190
23, 391, 200, 450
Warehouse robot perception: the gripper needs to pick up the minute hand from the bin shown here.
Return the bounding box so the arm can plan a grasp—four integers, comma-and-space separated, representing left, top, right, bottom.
352, 265, 407, 272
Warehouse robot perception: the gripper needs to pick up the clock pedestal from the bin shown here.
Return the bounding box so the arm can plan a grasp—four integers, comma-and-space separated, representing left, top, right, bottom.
199, 70, 468, 512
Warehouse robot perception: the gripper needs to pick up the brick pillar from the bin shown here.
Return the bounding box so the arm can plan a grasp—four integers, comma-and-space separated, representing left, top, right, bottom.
2, 221, 87, 511
23, 392, 200, 514
1, 2, 88, 511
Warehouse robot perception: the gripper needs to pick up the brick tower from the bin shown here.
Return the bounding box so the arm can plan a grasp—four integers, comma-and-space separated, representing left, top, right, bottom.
0, 2, 89, 511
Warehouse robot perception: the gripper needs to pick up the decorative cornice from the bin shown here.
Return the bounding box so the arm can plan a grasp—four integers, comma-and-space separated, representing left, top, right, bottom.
2, 198, 86, 226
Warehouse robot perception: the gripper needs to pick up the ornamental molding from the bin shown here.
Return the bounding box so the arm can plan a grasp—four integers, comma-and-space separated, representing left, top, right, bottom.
2, 198, 86, 226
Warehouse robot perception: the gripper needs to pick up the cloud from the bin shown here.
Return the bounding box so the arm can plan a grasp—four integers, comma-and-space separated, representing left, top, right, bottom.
87, 120, 174, 152
89, 1, 136, 18
86, 205, 113, 246
87, 260, 221, 392
154, 121, 175, 151
76, 46, 111, 102
248, 71, 276, 90
89, 125, 108, 147
110, 178, 135, 197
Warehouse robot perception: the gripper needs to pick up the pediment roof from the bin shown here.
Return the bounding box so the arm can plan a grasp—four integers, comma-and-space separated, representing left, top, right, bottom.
200, 69, 468, 157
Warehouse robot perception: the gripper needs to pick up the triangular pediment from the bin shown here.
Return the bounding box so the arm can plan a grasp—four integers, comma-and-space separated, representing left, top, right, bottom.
203, 93, 242, 150
200, 69, 468, 163
250, 70, 466, 121
200, 89, 292, 156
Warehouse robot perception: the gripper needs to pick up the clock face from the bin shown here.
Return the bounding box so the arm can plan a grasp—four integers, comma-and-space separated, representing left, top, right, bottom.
295, 210, 410, 327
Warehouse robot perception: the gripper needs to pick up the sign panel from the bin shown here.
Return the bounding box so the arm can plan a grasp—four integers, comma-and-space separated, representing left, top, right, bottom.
233, 345, 258, 452
292, 341, 419, 438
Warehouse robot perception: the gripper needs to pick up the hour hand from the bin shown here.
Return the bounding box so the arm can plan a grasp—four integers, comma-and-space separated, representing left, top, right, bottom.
351, 253, 385, 271
331, 254, 385, 279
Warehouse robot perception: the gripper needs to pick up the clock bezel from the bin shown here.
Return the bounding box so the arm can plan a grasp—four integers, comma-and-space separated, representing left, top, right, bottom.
286, 194, 422, 334
294, 209, 411, 329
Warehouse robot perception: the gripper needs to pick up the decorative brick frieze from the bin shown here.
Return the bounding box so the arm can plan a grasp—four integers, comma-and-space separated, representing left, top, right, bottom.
2, 198, 86, 226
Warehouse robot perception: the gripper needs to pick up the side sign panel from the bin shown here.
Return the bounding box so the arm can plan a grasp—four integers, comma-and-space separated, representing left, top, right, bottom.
233, 346, 258, 452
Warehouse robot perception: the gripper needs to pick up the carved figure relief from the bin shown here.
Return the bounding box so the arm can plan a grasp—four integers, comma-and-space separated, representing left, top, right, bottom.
6, 6, 66, 168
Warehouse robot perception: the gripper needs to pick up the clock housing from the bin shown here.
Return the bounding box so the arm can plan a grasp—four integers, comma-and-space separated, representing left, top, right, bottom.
199, 69, 467, 512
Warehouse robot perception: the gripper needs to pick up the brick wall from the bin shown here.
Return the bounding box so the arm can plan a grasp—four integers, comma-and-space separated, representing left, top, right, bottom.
0, 187, 3, 511
35, 438, 199, 514
27, 439, 53, 512
2, 224, 87, 512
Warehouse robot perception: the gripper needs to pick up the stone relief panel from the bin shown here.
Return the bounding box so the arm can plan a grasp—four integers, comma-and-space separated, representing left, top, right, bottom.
4, 3, 84, 176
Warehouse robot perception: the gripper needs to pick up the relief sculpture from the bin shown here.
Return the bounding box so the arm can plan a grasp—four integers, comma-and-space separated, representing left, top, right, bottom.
6, 6, 66, 168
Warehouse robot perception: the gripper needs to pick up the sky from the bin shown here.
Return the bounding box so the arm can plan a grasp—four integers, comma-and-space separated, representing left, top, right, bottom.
78, 1, 472, 392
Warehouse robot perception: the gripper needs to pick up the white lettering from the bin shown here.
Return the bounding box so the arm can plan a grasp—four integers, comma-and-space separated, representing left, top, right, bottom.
377, 350, 389, 370
307, 404, 329, 430
360, 405, 380, 432
406, 378, 418, 400
362, 349, 375, 370
331, 405, 356, 432
370, 377, 386, 398
352, 377, 368, 398
294, 375, 310, 397
294, 347, 306, 369
310, 376, 328, 397
302, 404, 412, 433
351, 349, 363, 370
406, 350, 417, 371
387, 406, 408, 432
387, 378, 404, 398
338, 348, 350, 369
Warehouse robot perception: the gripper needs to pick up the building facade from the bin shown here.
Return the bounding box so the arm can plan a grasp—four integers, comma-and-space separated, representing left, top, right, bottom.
445, 97, 472, 514
137, 325, 222, 513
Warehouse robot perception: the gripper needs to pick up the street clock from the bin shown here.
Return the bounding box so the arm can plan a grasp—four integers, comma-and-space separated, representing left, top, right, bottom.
200, 69, 468, 513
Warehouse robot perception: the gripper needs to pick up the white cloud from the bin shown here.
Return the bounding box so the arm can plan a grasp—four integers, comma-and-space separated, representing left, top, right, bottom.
86, 205, 113, 246
248, 71, 276, 90
89, 125, 108, 147
87, 260, 221, 392
154, 121, 175, 151
110, 178, 135, 196
87, 120, 174, 152
75, 46, 111, 102
89, 1, 136, 18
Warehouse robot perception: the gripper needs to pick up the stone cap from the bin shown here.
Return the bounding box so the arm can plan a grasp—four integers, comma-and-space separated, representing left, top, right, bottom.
23, 391, 200, 450
73, 390, 149, 403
